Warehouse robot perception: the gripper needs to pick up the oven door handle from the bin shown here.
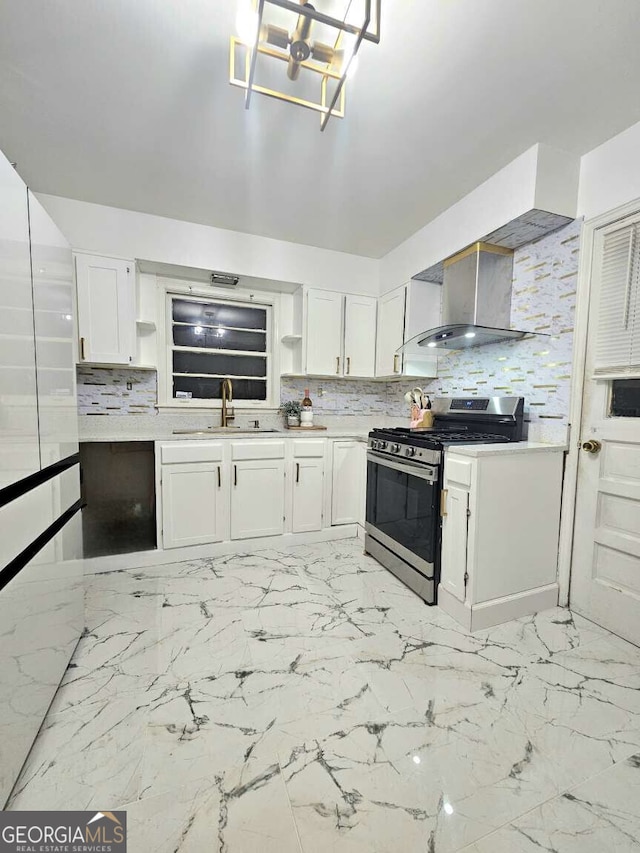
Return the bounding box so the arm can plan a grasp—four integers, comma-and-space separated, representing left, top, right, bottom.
367, 450, 437, 482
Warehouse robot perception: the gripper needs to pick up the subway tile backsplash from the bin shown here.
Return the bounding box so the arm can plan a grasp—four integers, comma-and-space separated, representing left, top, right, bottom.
77, 218, 580, 442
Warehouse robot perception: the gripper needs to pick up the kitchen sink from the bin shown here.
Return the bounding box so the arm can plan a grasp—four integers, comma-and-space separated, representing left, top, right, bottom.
172, 427, 281, 435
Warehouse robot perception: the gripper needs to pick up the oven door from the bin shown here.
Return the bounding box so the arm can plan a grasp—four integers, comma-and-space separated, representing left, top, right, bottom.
365, 450, 439, 576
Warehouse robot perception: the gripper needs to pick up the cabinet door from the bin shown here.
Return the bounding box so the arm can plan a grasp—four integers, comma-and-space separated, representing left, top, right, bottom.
162, 462, 225, 549
0, 152, 40, 488
231, 459, 285, 539
344, 295, 377, 377
440, 484, 470, 602
292, 457, 324, 533
331, 441, 364, 525
306, 290, 344, 376
28, 191, 79, 467
375, 287, 406, 377
75, 254, 135, 364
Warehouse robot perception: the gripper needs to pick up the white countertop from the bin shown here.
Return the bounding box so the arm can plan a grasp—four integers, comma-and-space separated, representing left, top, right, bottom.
447, 440, 567, 457
77, 413, 382, 444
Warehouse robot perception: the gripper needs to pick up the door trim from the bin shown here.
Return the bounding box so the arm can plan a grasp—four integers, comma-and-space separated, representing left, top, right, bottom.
558, 195, 640, 606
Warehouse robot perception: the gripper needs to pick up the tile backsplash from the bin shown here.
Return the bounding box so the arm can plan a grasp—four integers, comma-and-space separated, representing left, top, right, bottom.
77, 218, 580, 441
77, 367, 157, 415
422, 217, 581, 442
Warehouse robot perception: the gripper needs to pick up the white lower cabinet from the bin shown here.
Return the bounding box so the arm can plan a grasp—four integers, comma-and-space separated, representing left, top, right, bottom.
331, 440, 366, 525
291, 456, 324, 533
439, 447, 565, 632
162, 462, 227, 548
157, 436, 363, 550
231, 458, 286, 540
440, 482, 470, 603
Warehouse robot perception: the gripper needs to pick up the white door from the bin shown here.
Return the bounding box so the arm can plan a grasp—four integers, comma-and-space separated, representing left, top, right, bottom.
306, 290, 344, 376
331, 441, 364, 525
292, 457, 324, 533
162, 462, 225, 548
440, 483, 470, 603
231, 459, 285, 539
75, 253, 135, 364
570, 213, 640, 645
344, 295, 377, 377
376, 286, 406, 377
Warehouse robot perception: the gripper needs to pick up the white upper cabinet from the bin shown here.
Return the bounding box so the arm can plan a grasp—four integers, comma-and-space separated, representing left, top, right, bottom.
344, 295, 377, 377
75, 253, 135, 365
0, 153, 40, 488
376, 281, 440, 378
305, 289, 344, 376
376, 287, 406, 376
28, 191, 79, 466
304, 289, 377, 377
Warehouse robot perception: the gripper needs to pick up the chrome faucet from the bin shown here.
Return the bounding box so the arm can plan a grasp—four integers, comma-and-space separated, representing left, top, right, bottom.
221, 378, 234, 427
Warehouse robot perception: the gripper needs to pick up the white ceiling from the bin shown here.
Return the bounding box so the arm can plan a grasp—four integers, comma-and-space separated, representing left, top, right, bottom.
1, 0, 640, 258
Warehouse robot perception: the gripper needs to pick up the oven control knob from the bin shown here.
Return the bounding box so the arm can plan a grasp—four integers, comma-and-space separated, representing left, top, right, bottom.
379, 440, 388, 449
405, 446, 416, 457
390, 443, 401, 453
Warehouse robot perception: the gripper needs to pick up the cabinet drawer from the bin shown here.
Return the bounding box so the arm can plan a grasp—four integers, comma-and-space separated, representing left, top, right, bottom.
293, 439, 325, 458
161, 442, 224, 464
231, 441, 285, 461
446, 456, 473, 487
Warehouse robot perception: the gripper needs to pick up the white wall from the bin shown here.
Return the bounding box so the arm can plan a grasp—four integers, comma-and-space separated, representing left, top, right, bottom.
578, 119, 640, 221
379, 144, 579, 295
36, 194, 379, 297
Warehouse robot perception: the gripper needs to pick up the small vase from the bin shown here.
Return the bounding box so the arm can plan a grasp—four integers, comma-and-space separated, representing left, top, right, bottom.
287, 415, 300, 427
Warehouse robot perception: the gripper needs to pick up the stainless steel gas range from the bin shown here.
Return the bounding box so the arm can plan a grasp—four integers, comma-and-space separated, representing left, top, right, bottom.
364, 396, 524, 605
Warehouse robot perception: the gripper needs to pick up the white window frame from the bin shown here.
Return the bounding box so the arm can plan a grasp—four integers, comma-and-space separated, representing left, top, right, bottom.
156, 278, 281, 411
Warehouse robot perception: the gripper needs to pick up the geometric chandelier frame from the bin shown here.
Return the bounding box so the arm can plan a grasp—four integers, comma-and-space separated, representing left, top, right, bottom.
229, 0, 381, 131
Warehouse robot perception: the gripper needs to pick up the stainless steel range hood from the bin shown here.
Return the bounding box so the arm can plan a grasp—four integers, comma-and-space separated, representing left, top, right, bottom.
408, 242, 529, 351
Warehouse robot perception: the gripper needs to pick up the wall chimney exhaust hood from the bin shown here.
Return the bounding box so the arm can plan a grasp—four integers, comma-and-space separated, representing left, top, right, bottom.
403, 241, 531, 352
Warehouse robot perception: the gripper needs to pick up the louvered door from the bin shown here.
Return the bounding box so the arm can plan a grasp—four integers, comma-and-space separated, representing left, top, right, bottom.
594, 216, 640, 378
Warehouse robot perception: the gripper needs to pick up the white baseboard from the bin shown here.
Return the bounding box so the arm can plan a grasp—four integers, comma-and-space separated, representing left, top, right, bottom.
437, 585, 472, 629
438, 582, 559, 632
83, 525, 359, 575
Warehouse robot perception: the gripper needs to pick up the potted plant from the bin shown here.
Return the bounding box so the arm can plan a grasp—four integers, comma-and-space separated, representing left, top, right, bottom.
281, 400, 302, 427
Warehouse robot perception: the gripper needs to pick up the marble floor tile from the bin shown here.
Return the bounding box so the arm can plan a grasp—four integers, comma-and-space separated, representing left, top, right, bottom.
7, 537, 640, 853
463, 752, 640, 852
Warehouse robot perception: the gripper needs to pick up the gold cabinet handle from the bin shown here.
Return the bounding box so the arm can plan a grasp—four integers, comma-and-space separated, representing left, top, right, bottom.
393, 353, 399, 374
582, 439, 602, 454
440, 488, 448, 517
336, 356, 340, 374
296, 462, 300, 483
217, 466, 221, 488
80, 336, 86, 360
346, 356, 351, 375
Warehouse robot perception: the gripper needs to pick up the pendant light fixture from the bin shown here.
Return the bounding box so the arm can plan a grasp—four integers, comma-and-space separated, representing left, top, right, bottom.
229, 0, 381, 130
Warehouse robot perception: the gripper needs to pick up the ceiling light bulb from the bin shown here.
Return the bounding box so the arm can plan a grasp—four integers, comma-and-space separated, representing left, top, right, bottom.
427, 342, 437, 348
412, 755, 421, 764
443, 802, 454, 815
236, 1, 259, 46
464, 332, 476, 339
